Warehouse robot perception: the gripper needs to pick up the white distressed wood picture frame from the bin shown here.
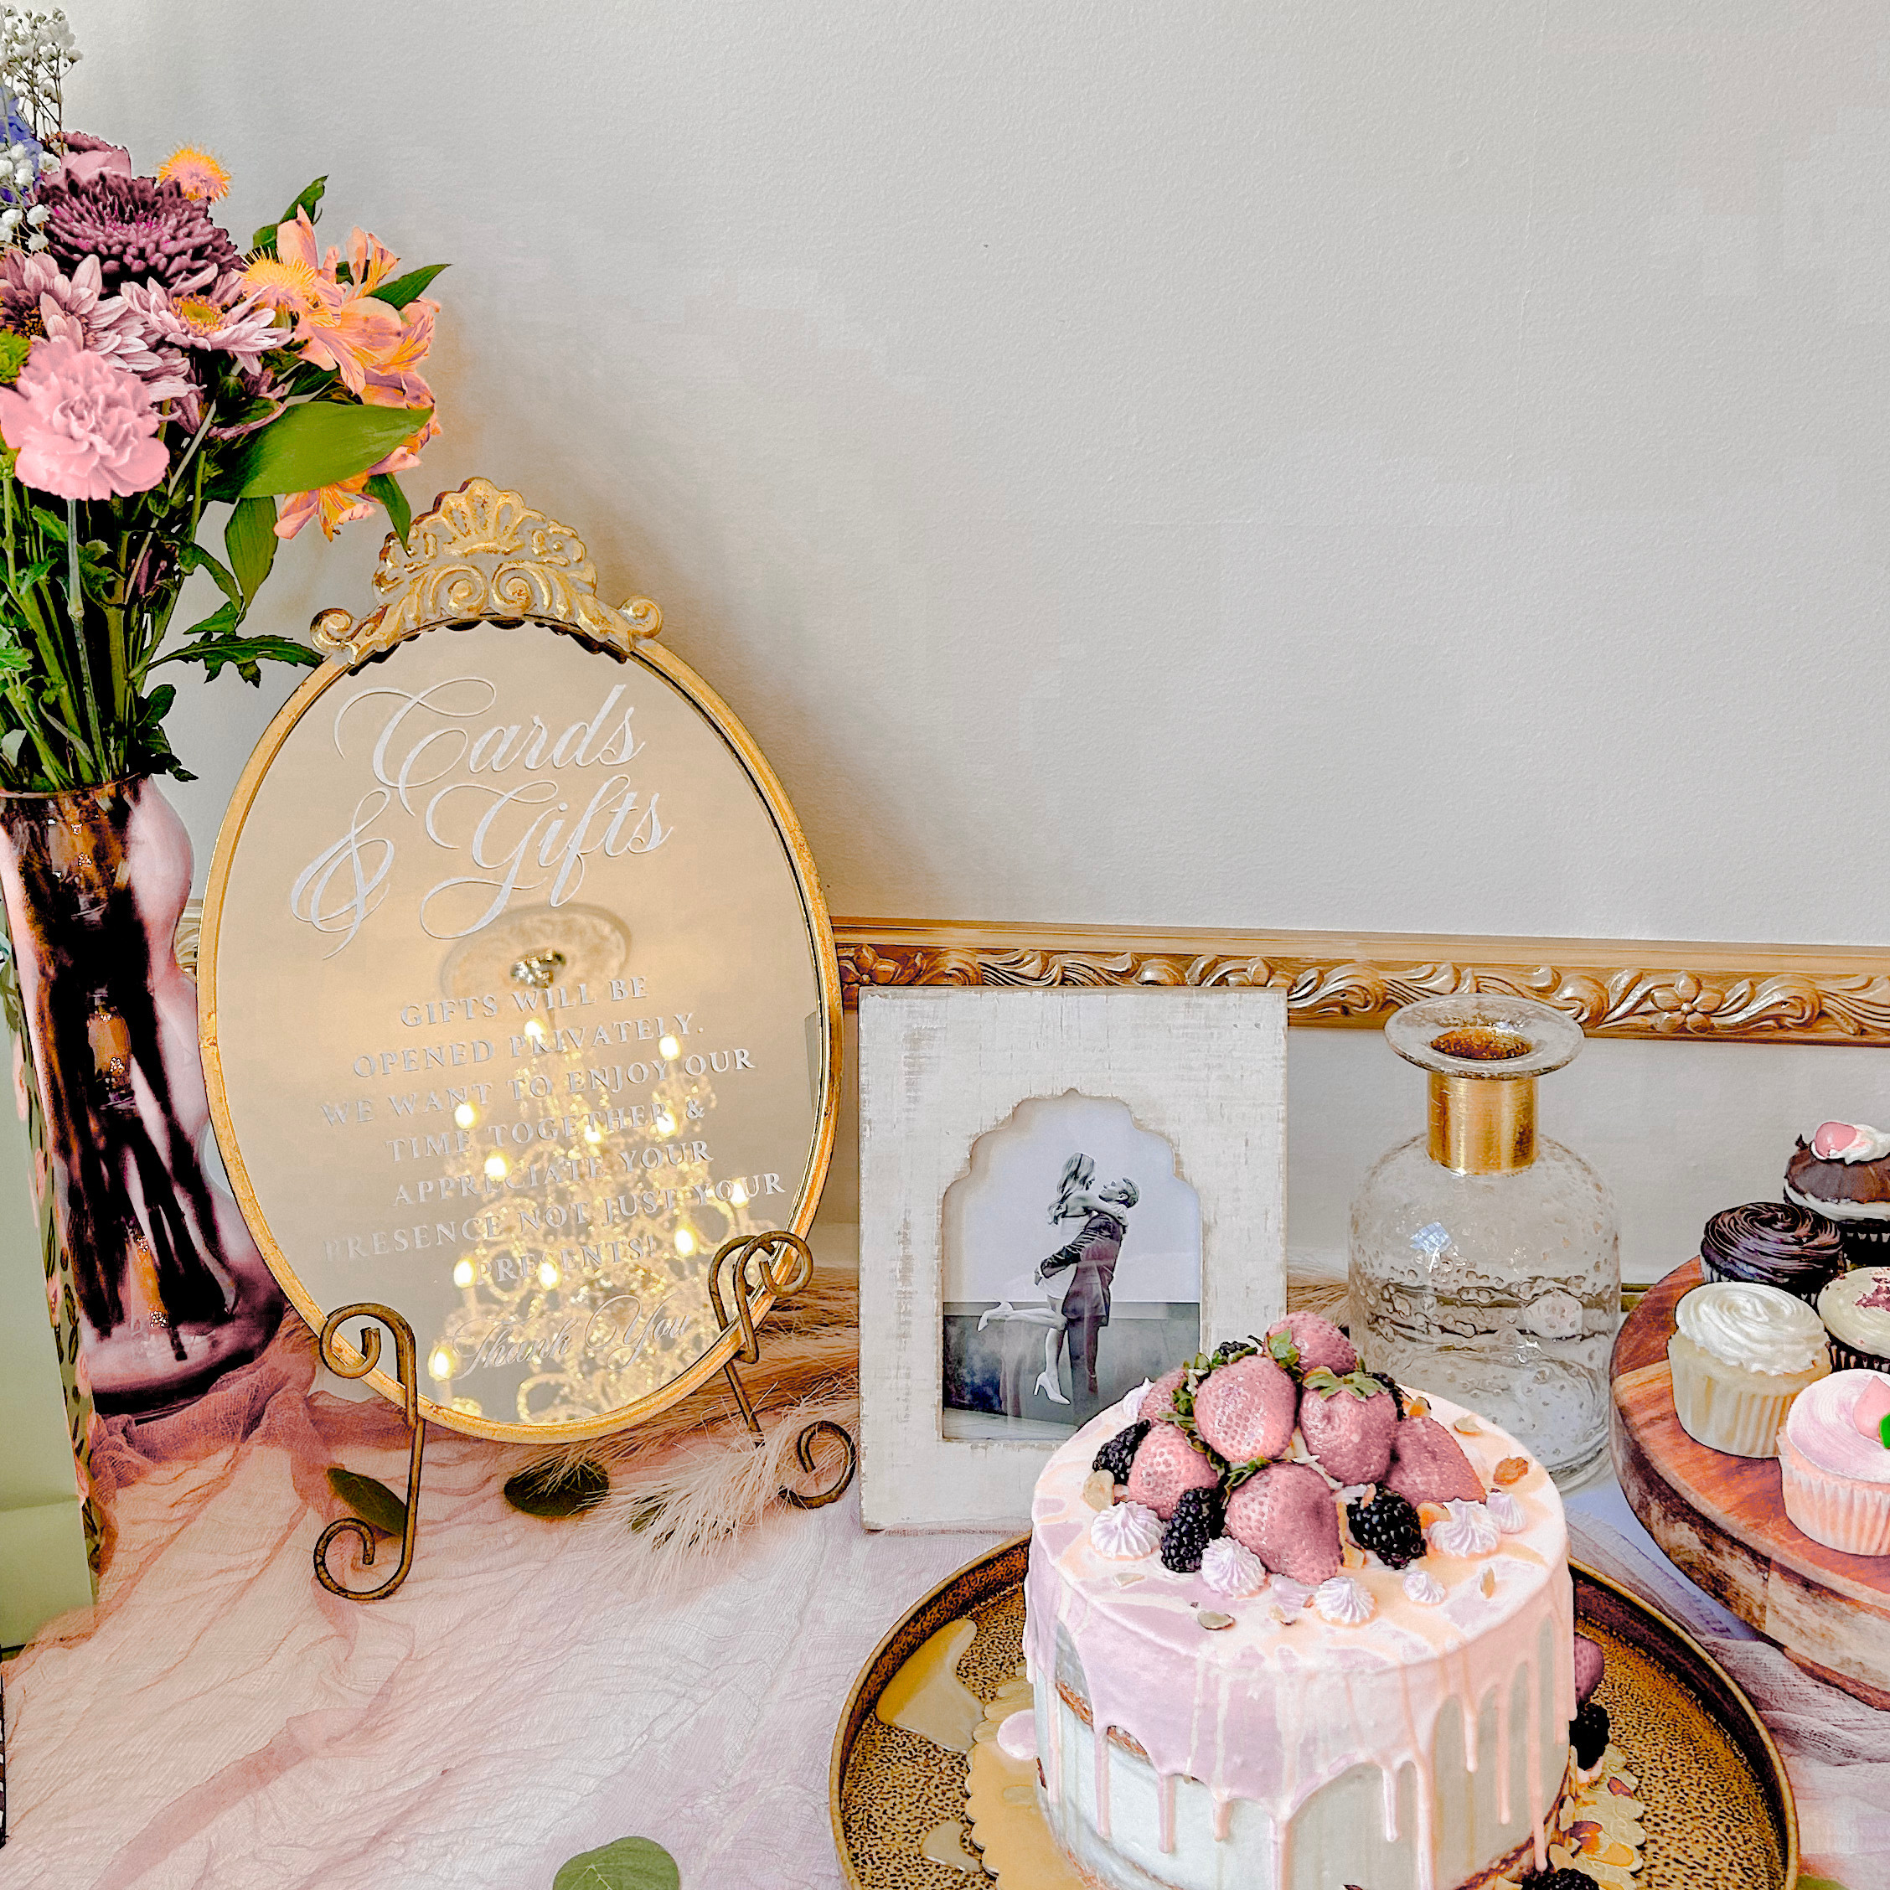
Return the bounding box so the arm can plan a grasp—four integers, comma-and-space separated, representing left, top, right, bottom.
858, 986, 1287, 1532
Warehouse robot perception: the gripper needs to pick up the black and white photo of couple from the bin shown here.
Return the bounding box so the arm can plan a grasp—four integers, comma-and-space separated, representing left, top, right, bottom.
942, 1095, 1200, 1439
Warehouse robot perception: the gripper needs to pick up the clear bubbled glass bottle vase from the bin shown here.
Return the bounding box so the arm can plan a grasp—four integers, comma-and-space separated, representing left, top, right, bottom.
1348, 994, 1619, 1484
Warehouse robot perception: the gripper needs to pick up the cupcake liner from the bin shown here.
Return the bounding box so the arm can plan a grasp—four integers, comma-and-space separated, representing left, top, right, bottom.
1667, 1333, 1825, 1459
1824, 1334, 1890, 1374
1698, 1255, 1842, 1308
1838, 1225, 1890, 1268
1779, 1427, 1890, 1555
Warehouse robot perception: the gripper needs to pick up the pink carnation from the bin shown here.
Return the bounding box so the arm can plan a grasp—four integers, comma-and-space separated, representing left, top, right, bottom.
0, 337, 169, 500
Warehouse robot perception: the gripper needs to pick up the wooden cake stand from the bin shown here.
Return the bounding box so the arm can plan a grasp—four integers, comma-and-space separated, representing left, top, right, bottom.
1612, 1258, 1890, 1708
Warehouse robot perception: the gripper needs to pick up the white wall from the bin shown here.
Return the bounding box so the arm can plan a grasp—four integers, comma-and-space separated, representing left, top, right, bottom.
54, 3, 1890, 1287
67, 0, 1890, 946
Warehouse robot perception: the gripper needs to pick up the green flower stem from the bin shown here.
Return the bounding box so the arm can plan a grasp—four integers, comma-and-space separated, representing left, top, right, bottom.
66, 495, 105, 776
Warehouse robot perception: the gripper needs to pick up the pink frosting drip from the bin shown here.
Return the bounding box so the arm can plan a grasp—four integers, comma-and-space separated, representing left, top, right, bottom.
1785, 1369, 1890, 1482
1024, 1390, 1575, 1890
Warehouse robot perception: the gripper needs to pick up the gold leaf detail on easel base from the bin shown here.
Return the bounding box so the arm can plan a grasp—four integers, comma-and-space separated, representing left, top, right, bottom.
309, 477, 662, 666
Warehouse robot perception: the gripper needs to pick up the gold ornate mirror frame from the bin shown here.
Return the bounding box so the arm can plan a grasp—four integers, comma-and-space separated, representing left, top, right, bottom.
199, 479, 842, 1450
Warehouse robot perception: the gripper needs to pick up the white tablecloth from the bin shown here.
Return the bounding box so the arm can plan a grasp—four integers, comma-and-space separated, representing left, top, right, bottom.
1, 1411, 1882, 1888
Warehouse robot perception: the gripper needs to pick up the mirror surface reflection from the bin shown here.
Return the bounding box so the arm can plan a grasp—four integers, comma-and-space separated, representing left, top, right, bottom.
207, 618, 832, 1438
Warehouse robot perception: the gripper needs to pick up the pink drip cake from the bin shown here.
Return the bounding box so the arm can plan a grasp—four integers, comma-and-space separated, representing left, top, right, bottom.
1019, 1320, 1594, 1890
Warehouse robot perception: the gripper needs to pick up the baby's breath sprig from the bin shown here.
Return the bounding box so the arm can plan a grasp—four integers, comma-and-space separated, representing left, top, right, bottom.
0, 7, 77, 147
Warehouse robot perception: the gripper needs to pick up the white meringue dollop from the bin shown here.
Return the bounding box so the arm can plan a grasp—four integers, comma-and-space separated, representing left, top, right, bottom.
1091, 1500, 1163, 1559
996, 1709, 1037, 1763
1425, 1498, 1501, 1558
1267, 1578, 1311, 1625
1119, 1379, 1152, 1422
1312, 1573, 1374, 1626
1199, 1537, 1267, 1598
1402, 1565, 1446, 1606
1486, 1489, 1526, 1534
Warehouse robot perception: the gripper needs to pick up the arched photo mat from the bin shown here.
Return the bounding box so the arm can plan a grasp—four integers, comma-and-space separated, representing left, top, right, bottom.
198, 480, 848, 1588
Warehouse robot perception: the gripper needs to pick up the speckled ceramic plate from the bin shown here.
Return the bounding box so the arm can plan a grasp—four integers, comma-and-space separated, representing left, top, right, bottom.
830, 1539, 1798, 1890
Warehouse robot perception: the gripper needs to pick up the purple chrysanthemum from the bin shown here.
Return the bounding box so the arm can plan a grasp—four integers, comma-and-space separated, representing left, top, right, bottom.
41, 165, 240, 294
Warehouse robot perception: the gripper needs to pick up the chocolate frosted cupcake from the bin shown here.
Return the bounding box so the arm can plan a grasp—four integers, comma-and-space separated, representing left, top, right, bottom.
1700, 1200, 1847, 1306
1785, 1121, 1890, 1266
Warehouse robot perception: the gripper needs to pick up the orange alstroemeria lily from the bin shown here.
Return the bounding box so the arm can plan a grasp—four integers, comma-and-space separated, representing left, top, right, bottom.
275, 209, 401, 395
274, 474, 376, 542
361, 297, 437, 410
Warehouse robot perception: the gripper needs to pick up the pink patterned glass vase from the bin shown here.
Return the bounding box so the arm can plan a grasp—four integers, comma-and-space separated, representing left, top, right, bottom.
0, 776, 282, 1415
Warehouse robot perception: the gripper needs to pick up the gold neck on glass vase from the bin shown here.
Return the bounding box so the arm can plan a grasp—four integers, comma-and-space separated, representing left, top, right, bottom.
1428, 1073, 1536, 1175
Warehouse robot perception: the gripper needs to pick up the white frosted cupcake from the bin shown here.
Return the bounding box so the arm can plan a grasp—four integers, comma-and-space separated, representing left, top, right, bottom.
1816, 1268, 1890, 1375
1780, 1370, 1890, 1555
1667, 1280, 1830, 1458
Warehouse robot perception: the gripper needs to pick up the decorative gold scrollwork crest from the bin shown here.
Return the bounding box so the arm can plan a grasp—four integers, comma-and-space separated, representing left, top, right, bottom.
310, 477, 663, 666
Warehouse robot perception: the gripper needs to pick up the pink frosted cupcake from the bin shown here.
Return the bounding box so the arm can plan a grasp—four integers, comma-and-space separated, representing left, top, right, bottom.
1779, 1369, 1890, 1555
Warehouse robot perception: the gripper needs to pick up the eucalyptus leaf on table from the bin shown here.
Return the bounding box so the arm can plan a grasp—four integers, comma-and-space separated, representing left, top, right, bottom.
326, 1466, 408, 1538
552, 1837, 679, 1890
504, 1457, 610, 1520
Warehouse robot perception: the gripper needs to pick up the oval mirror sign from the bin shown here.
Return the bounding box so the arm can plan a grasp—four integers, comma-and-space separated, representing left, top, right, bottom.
201, 482, 839, 1441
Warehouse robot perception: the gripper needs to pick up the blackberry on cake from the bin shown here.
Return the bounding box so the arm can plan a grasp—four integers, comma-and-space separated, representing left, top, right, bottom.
1090, 1420, 1149, 1483
1521, 1872, 1600, 1890
1345, 1486, 1426, 1569
1569, 1698, 1610, 1769
1160, 1485, 1221, 1572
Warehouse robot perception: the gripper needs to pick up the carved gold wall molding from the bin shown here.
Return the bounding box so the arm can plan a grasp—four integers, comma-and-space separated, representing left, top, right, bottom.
177, 898, 1890, 1046
309, 477, 663, 666
833, 919, 1890, 1046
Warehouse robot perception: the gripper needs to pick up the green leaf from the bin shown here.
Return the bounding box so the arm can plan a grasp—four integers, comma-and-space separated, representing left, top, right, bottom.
1222, 1453, 1271, 1490
178, 540, 242, 609
6, 554, 55, 604
552, 1837, 679, 1890
373, 263, 446, 311
229, 402, 433, 499
503, 1457, 609, 1520
224, 495, 278, 603
177, 600, 241, 642
365, 472, 411, 545
1265, 1330, 1299, 1371
326, 1466, 408, 1538
253, 174, 326, 251
157, 630, 322, 687
130, 684, 196, 783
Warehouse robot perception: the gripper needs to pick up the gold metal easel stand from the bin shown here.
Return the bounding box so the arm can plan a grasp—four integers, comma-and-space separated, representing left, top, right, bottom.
708, 1230, 857, 1510
312, 1231, 856, 1601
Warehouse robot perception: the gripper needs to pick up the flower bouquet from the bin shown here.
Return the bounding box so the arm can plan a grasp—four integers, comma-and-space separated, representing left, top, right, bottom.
0, 13, 441, 788
0, 7, 450, 1457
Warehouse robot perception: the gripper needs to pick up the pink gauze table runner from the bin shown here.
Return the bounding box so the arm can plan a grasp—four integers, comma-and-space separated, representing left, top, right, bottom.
0, 1336, 1883, 1888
